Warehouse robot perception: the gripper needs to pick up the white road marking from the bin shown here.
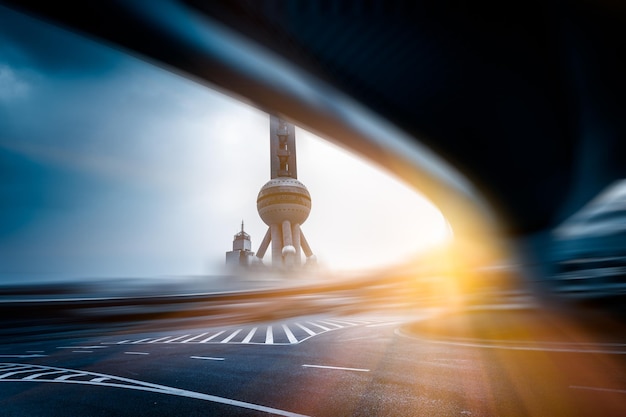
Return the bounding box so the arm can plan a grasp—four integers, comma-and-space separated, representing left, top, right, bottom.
200, 330, 226, 343
57, 346, 107, 349
147, 336, 172, 343
124, 352, 149, 355
55, 373, 87, 381
181, 333, 208, 343
326, 319, 361, 326
241, 327, 257, 344
570, 385, 626, 394
282, 325, 298, 344
90, 377, 111, 383
131, 338, 153, 344
302, 364, 370, 372
265, 326, 274, 344
317, 320, 344, 328
23, 370, 66, 380
0, 354, 47, 358
72, 351, 93, 353
366, 321, 402, 328
26, 351, 45, 353
190, 356, 225, 361
294, 323, 317, 336
1, 363, 310, 417
306, 321, 332, 331
0, 368, 40, 379
164, 334, 191, 343
221, 329, 242, 343
116, 340, 130, 344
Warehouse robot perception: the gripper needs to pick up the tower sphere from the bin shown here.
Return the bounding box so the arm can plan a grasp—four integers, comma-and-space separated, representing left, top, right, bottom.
257, 177, 311, 226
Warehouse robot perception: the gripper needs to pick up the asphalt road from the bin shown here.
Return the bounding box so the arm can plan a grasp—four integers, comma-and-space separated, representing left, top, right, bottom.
1, 311, 625, 416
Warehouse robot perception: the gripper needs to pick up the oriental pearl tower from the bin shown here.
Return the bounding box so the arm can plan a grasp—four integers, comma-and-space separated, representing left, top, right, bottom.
254, 116, 316, 268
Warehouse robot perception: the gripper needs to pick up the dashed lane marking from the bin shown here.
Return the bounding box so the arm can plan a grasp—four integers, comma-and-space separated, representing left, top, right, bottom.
0, 363, 310, 417
72, 351, 93, 353
190, 356, 225, 361
124, 352, 149, 355
302, 364, 370, 372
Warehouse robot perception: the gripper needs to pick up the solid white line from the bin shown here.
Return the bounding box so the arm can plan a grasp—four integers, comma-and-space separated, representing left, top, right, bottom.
164, 334, 191, 343
181, 333, 209, 343
306, 321, 332, 331
221, 329, 242, 343
148, 336, 172, 344
266, 326, 274, 344
241, 327, 257, 344
190, 356, 225, 361
282, 325, 298, 344
23, 370, 66, 380
131, 338, 153, 344
124, 352, 149, 355
294, 323, 317, 336
570, 385, 626, 394
302, 364, 370, 372
199, 330, 226, 343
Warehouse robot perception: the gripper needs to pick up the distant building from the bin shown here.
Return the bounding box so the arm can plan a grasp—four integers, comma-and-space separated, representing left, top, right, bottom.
225, 222, 255, 267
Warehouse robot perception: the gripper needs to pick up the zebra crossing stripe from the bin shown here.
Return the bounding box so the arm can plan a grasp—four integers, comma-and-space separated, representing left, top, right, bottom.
164, 334, 191, 343
316, 320, 344, 328
220, 329, 242, 343
266, 326, 274, 344
147, 336, 171, 343
306, 321, 332, 331
181, 333, 208, 343
241, 327, 257, 344
294, 323, 317, 336
282, 325, 298, 344
131, 338, 153, 344
199, 330, 226, 343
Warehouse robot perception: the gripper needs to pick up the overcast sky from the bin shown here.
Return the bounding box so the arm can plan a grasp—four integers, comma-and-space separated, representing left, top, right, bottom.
0, 5, 449, 283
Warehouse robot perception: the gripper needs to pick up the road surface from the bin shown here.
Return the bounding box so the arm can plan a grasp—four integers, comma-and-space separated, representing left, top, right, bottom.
1, 311, 625, 416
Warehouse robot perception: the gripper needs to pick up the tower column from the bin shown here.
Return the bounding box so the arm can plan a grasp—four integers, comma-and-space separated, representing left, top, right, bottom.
270, 223, 282, 266
255, 228, 272, 260
281, 220, 296, 267
292, 223, 301, 265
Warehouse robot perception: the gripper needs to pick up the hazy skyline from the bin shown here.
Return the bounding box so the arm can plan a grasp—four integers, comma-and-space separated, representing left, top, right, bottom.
0, 5, 449, 283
